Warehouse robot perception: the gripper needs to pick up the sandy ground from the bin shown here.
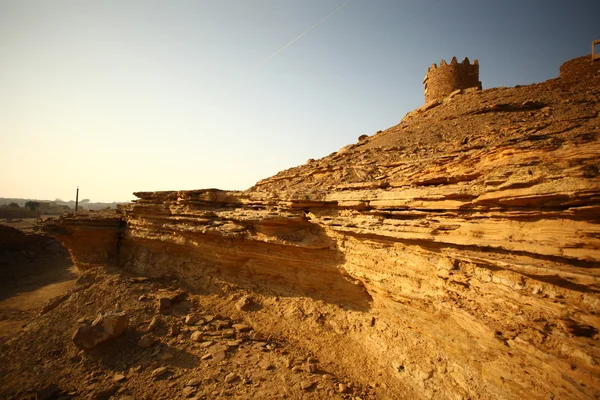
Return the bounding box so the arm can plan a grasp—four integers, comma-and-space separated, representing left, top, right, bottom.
1, 217, 40, 232
0, 218, 78, 343
0, 266, 78, 342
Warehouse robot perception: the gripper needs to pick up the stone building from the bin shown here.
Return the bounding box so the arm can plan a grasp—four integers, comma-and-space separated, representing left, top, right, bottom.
423, 57, 481, 103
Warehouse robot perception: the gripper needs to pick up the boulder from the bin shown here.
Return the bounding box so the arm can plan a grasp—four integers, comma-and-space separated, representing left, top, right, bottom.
72, 311, 128, 350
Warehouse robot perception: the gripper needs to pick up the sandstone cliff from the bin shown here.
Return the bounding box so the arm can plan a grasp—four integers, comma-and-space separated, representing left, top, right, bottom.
45, 55, 600, 399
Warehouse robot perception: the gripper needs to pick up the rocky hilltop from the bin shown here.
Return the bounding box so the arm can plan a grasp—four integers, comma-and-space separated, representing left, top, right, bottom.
5, 55, 599, 399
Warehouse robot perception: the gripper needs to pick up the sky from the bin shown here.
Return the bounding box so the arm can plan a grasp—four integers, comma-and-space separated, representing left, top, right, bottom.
0, 0, 598, 202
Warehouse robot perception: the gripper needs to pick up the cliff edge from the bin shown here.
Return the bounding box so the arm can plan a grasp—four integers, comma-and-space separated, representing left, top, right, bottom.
10, 55, 600, 399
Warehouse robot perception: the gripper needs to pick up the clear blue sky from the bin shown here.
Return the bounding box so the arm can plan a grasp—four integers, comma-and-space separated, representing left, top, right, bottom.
1, 0, 597, 202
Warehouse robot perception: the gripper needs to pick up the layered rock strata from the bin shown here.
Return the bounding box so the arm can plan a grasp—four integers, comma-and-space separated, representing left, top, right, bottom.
46, 55, 600, 399
44, 211, 122, 270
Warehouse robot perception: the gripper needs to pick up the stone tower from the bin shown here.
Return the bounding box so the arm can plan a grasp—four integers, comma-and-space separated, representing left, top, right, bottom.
423, 57, 482, 103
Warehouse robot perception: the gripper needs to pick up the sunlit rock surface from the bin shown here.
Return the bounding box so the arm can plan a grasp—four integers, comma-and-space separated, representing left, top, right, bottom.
47, 55, 600, 399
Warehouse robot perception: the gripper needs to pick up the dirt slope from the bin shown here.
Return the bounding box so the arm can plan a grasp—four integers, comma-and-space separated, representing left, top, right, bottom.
252, 56, 599, 194
0, 268, 373, 400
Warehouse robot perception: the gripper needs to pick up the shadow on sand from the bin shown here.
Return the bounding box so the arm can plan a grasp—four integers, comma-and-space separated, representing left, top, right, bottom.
0, 224, 77, 302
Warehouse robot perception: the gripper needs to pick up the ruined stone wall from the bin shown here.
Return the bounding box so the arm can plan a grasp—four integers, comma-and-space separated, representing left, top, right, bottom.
559, 54, 600, 81
424, 57, 481, 102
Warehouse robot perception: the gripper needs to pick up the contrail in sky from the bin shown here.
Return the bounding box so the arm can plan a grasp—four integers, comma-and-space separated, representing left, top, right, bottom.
254, 0, 355, 69
213, 0, 355, 101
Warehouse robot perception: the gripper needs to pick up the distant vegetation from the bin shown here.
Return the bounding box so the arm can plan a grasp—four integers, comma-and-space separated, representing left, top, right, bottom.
0, 198, 124, 212
25, 201, 40, 211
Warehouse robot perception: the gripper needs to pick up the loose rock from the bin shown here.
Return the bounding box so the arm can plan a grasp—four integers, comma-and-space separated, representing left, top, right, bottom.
211, 350, 227, 361
304, 363, 318, 373
151, 367, 168, 379
40, 293, 70, 315
72, 311, 128, 350
182, 386, 196, 396
232, 323, 251, 332
221, 329, 235, 338
235, 296, 253, 311
137, 334, 156, 348
157, 297, 172, 312
224, 373, 239, 384
185, 314, 200, 325
90, 386, 119, 400
147, 316, 159, 331
186, 378, 202, 387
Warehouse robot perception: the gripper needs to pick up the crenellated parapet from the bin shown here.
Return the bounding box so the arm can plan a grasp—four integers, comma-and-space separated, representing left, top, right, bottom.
423, 56, 482, 103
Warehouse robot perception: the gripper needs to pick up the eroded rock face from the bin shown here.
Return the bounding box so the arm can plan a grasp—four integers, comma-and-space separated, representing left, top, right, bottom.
49, 56, 600, 399
43, 211, 123, 270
